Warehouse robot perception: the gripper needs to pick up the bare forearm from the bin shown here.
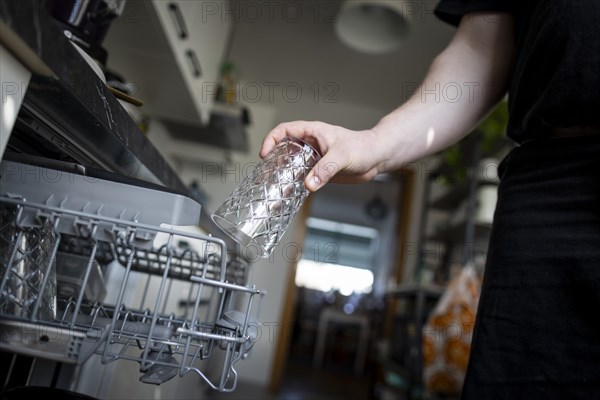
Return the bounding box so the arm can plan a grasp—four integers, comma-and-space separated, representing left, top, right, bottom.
260, 13, 515, 191
372, 13, 514, 172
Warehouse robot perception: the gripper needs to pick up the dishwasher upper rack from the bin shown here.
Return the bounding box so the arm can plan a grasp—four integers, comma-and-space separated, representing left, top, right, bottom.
0, 196, 265, 392
58, 234, 249, 287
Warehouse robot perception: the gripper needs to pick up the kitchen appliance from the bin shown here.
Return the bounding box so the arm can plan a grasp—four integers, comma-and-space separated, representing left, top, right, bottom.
0, 159, 264, 391
0, 1, 263, 395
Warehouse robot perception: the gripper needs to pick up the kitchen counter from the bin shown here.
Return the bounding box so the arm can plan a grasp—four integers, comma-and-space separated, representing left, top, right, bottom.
0, 0, 186, 193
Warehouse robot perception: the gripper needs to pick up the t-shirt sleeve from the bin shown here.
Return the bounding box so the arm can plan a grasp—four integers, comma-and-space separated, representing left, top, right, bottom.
435, 0, 514, 26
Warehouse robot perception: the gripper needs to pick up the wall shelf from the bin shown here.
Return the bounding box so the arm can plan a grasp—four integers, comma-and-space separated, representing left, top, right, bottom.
426, 220, 492, 244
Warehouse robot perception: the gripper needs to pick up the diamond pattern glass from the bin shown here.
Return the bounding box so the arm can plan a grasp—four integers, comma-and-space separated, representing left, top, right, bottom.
0, 207, 57, 321
212, 137, 321, 258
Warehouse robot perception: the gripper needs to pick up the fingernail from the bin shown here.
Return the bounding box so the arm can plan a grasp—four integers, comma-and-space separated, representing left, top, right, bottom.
308, 175, 321, 191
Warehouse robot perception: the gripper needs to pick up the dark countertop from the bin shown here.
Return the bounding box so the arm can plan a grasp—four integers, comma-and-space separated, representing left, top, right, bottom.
0, 0, 187, 194
0, 0, 246, 256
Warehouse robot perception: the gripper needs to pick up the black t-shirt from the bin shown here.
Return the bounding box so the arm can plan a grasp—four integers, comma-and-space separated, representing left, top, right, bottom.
435, 0, 600, 142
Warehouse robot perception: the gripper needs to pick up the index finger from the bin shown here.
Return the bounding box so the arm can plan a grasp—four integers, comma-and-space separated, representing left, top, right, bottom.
259, 123, 289, 158
259, 121, 312, 158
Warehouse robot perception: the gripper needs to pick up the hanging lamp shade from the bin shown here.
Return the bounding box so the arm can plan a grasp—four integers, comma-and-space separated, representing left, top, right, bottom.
335, 0, 412, 54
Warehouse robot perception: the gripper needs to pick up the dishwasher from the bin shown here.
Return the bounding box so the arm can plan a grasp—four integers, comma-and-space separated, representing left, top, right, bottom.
0, 1, 264, 397
0, 157, 265, 396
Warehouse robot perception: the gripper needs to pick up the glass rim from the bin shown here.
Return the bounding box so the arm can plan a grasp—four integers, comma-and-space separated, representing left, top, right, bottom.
281, 136, 322, 160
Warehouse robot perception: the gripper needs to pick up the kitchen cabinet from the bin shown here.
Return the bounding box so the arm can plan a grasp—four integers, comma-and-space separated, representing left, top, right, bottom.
103, 0, 232, 126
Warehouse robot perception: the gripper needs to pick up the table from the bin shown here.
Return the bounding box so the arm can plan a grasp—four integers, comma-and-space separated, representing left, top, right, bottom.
313, 307, 370, 375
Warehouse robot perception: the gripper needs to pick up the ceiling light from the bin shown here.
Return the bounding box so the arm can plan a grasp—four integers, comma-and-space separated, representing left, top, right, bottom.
335, 0, 411, 54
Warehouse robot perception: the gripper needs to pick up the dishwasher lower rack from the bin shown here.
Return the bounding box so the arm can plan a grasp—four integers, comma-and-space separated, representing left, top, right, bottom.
0, 196, 264, 392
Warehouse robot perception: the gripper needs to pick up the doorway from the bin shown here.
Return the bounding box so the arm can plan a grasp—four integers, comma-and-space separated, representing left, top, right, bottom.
270, 173, 413, 398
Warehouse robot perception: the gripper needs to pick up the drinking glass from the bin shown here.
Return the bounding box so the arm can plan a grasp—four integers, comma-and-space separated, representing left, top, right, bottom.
0, 207, 57, 321
212, 137, 321, 258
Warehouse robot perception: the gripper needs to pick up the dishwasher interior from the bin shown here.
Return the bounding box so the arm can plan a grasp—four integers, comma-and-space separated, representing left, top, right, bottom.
0, 158, 264, 395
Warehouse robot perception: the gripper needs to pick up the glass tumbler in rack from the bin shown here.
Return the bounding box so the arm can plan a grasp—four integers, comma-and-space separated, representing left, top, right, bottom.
212, 136, 321, 258
0, 207, 57, 321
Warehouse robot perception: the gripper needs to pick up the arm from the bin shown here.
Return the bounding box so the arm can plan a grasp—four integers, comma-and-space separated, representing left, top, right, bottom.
260, 12, 515, 191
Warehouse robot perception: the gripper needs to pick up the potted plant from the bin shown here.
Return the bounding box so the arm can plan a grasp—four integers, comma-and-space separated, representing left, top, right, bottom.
438, 101, 509, 185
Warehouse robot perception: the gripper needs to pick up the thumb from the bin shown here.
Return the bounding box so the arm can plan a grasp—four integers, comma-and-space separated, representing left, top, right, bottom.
305, 157, 341, 192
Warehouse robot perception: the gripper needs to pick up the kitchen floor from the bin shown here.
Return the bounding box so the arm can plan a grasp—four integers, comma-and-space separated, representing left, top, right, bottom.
208, 353, 372, 400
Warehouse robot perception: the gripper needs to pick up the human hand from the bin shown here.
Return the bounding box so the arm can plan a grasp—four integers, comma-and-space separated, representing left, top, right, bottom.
260, 121, 382, 192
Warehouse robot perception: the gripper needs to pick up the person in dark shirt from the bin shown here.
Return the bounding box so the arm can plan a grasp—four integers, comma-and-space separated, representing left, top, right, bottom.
261, 0, 600, 398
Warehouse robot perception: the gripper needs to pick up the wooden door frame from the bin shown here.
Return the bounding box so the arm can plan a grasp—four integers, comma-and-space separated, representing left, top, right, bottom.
383, 167, 417, 338
267, 195, 313, 393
